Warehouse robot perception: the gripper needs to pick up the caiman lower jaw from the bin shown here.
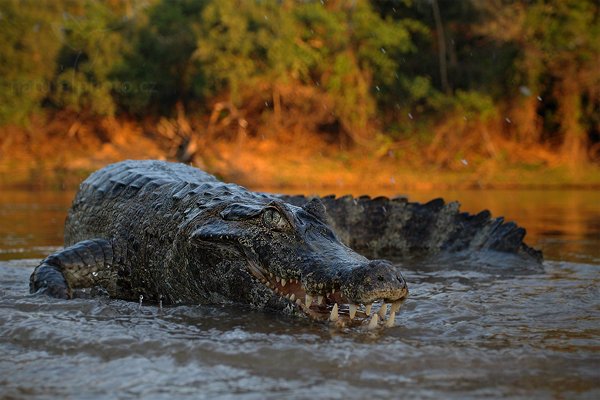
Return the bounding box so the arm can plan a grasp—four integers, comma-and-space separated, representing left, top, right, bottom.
247, 262, 408, 330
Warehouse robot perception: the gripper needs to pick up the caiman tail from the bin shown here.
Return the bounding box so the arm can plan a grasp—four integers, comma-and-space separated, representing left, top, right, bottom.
278, 195, 543, 267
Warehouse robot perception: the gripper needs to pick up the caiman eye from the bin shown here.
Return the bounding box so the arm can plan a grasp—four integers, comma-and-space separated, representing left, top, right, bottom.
262, 208, 288, 230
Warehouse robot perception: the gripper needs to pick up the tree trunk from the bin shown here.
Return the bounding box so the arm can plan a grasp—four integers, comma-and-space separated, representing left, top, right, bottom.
557, 75, 588, 166
432, 0, 450, 94
512, 96, 541, 144
273, 85, 281, 127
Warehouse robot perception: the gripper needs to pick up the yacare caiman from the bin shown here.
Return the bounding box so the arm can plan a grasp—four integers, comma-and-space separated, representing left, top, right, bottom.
30, 160, 542, 329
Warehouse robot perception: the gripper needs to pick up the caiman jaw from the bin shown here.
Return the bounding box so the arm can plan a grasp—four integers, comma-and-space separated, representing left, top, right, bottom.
247, 261, 409, 330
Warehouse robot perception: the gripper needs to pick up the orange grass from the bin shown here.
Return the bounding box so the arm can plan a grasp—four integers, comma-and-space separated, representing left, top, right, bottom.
0, 116, 598, 190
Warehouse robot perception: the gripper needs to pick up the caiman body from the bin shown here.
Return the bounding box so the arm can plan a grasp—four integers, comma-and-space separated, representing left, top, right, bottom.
30, 160, 541, 328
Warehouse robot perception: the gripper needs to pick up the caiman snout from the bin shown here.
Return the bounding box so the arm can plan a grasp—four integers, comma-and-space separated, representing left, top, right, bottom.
341, 260, 408, 305
241, 199, 409, 329
248, 254, 408, 329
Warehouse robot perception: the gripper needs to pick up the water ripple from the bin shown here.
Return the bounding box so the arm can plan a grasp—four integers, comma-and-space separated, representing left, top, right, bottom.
1, 259, 599, 399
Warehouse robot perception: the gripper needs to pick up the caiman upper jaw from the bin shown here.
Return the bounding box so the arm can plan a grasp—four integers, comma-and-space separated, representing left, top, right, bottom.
341, 259, 409, 305
246, 261, 409, 330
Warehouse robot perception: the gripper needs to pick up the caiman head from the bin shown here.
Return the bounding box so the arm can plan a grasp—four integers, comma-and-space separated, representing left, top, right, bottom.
189, 197, 408, 329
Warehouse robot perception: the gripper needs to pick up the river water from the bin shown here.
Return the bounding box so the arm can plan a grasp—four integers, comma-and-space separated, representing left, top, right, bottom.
1, 188, 599, 399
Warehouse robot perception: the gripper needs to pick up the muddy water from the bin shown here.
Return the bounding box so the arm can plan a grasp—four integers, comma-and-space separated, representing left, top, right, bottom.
1, 188, 599, 399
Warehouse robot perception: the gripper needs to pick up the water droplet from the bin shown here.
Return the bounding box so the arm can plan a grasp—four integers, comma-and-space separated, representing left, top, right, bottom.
139, 295, 143, 309
375, 86, 380, 92
380, 47, 386, 54
92, 271, 98, 277
519, 86, 532, 96
505, 117, 512, 124
461, 159, 469, 166
408, 113, 414, 120
537, 96, 543, 101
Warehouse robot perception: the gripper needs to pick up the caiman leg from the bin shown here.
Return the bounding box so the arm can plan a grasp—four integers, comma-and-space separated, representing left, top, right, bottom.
30, 239, 117, 299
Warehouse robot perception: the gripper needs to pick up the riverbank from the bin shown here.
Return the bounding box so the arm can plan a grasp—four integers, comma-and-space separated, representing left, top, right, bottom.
2, 145, 599, 192
1, 117, 599, 191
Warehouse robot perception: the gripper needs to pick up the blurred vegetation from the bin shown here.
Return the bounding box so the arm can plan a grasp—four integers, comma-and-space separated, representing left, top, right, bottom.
0, 0, 599, 168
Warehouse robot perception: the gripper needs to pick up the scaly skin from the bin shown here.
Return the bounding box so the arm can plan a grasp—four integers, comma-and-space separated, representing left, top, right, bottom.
279, 195, 543, 264
30, 160, 541, 328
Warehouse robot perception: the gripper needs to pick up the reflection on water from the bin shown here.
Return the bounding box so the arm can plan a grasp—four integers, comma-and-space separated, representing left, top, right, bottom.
0, 190, 73, 261
1, 188, 599, 398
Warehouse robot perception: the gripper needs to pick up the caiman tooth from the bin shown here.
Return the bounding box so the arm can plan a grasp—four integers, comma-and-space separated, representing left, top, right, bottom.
266, 282, 272, 288
289, 294, 295, 301
390, 301, 402, 314
365, 303, 373, 315
385, 312, 396, 328
378, 303, 389, 319
247, 261, 268, 281
329, 303, 339, 322
349, 304, 357, 320
317, 295, 324, 305
305, 294, 313, 307
367, 313, 379, 330
295, 298, 302, 306
269, 272, 273, 278
281, 279, 286, 287
276, 276, 281, 283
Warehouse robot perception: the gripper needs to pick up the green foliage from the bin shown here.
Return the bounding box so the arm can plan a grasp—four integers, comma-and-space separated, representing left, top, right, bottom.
524, 0, 599, 88
51, 1, 126, 116
115, 0, 206, 114
0, 0, 63, 124
516, 0, 598, 159
524, 0, 599, 67
0, 0, 597, 158
194, 0, 421, 139
194, 0, 287, 101
453, 90, 496, 121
